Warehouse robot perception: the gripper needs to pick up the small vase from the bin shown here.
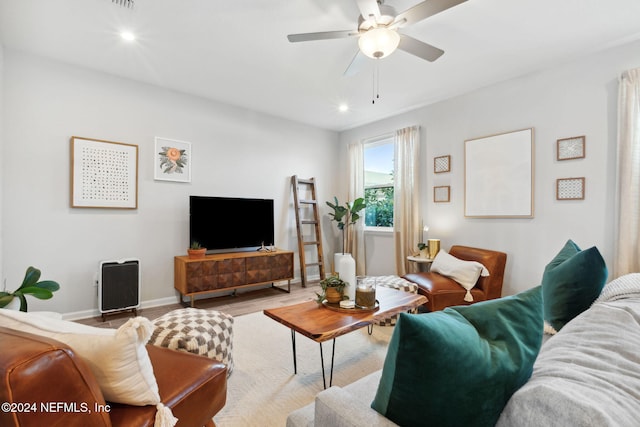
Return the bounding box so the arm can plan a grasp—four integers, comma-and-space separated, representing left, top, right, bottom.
334, 253, 356, 301
325, 287, 343, 303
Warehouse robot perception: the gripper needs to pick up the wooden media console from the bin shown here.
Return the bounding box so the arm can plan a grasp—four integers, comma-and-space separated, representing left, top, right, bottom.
174, 249, 294, 307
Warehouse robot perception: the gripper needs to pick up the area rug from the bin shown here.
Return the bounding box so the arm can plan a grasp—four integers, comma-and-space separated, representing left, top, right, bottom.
213, 311, 394, 427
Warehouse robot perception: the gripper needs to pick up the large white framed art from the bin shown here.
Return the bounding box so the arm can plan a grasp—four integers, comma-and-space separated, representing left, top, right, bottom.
70, 136, 138, 209
464, 128, 534, 218
154, 137, 192, 182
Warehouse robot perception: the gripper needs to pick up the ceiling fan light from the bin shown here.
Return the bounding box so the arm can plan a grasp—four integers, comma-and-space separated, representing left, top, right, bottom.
358, 27, 400, 59
120, 31, 136, 41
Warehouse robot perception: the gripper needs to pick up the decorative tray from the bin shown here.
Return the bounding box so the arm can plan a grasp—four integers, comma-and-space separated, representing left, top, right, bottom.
322, 300, 380, 313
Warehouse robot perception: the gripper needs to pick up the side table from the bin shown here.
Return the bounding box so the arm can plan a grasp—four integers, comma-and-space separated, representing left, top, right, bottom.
407, 255, 433, 273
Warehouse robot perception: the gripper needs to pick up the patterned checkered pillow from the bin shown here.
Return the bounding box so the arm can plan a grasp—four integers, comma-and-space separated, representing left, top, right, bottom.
150, 308, 234, 376
375, 275, 419, 293
374, 275, 420, 326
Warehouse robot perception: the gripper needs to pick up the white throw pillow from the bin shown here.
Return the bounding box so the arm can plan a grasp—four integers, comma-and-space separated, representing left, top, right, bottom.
430, 250, 490, 302
0, 310, 177, 426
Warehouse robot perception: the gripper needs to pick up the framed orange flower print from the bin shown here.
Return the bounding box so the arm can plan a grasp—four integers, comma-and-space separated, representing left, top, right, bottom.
154, 137, 191, 183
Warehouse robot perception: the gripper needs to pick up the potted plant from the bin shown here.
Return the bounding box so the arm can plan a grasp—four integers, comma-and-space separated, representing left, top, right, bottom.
0, 266, 60, 312
188, 241, 207, 259
316, 275, 348, 304
417, 242, 429, 258
326, 197, 366, 301
326, 197, 366, 255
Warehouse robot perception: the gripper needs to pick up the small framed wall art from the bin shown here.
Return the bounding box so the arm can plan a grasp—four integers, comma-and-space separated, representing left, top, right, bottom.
556, 177, 585, 200
434, 186, 451, 203
434, 155, 451, 173
154, 137, 192, 182
557, 136, 585, 161
70, 136, 138, 209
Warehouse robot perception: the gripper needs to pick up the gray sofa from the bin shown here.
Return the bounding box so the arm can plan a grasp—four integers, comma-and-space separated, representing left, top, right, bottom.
287, 274, 640, 427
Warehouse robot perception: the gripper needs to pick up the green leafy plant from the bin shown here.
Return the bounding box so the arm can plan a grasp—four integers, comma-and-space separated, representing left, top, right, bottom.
188, 241, 206, 259
316, 275, 348, 303
326, 197, 366, 254
0, 266, 60, 312
364, 186, 394, 227
418, 243, 427, 251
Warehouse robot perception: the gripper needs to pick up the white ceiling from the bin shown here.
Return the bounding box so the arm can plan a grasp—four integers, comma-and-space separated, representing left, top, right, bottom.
2, 0, 640, 132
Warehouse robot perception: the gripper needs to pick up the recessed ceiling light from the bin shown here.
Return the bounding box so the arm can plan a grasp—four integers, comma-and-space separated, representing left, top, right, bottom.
120, 31, 136, 42
338, 104, 349, 113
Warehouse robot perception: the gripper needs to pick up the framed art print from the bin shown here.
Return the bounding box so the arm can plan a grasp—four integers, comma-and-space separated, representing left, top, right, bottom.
434, 186, 451, 203
434, 155, 451, 173
464, 128, 534, 218
557, 136, 585, 161
556, 177, 585, 200
70, 136, 138, 209
154, 137, 192, 182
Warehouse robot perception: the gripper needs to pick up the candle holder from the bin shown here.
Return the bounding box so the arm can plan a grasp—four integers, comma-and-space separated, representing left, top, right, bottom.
355, 276, 377, 309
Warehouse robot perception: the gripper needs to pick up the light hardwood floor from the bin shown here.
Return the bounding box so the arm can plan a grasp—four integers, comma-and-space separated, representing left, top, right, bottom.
75, 282, 320, 328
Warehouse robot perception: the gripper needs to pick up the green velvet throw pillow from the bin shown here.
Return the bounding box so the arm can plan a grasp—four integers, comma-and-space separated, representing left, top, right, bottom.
541, 239, 607, 332
371, 287, 543, 427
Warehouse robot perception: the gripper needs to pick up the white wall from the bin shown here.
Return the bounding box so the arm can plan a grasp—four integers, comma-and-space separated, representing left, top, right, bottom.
340, 39, 640, 296
1, 50, 339, 316
5, 38, 639, 315
363, 231, 396, 277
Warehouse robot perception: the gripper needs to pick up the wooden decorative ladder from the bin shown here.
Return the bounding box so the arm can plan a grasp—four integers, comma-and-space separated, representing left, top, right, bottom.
291, 176, 326, 287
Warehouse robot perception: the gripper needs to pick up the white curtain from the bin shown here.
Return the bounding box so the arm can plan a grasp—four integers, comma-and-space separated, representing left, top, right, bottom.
615, 68, 640, 276
394, 126, 421, 276
348, 142, 366, 275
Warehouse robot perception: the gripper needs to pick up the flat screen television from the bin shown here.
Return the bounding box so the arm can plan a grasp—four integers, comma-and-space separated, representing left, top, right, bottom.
189, 195, 275, 253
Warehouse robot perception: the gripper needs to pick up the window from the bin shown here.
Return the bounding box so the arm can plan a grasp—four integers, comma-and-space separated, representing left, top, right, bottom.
364, 137, 394, 228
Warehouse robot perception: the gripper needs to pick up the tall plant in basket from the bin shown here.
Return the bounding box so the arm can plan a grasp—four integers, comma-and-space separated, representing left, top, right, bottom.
326, 197, 366, 255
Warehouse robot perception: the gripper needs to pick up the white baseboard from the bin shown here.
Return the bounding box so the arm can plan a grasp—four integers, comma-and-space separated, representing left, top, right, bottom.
64, 277, 313, 321
63, 296, 178, 321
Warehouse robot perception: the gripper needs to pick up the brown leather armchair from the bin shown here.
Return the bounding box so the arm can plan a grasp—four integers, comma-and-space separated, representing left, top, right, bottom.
0, 326, 227, 427
404, 245, 507, 312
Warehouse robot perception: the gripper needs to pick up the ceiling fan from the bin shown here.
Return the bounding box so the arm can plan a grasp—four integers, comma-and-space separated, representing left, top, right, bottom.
287, 0, 467, 76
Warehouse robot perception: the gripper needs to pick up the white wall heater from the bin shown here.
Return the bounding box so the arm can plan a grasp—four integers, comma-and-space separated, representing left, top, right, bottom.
98, 258, 140, 321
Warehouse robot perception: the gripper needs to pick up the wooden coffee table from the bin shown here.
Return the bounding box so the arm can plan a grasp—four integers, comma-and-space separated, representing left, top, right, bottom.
263, 286, 427, 388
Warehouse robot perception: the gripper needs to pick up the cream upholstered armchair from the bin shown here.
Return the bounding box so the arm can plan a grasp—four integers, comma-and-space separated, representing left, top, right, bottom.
403, 245, 507, 312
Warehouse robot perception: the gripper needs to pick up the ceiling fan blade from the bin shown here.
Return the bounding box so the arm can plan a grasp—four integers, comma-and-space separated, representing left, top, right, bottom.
394, 0, 467, 27
344, 50, 368, 77
287, 30, 358, 43
398, 35, 444, 62
355, 0, 381, 20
